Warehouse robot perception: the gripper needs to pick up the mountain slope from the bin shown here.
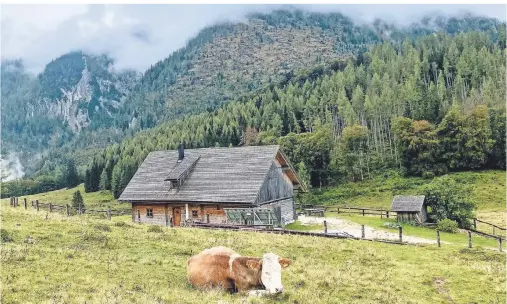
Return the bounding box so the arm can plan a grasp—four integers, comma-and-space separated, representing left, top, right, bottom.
1, 9, 504, 181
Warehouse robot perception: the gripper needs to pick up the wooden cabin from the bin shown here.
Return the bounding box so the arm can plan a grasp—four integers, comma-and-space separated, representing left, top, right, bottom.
390, 195, 428, 224
118, 145, 306, 226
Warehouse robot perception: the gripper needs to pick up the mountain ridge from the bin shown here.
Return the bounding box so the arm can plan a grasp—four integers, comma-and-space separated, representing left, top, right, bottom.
1, 9, 504, 181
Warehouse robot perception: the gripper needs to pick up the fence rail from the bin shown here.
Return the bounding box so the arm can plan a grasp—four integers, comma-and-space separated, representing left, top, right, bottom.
9, 196, 130, 219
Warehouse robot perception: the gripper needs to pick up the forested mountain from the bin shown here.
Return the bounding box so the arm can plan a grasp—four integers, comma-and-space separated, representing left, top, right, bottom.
1, 9, 505, 197
1, 53, 139, 177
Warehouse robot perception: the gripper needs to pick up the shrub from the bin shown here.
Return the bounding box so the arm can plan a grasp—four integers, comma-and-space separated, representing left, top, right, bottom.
94, 224, 111, 232
1, 229, 13, 242
147, 225, 164, 233
437, 219, 459, 233
423, 175, 476, 228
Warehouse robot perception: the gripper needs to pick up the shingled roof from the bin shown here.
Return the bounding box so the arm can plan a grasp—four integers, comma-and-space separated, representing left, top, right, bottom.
390, 195, 426, 212
118, 145, 302, 204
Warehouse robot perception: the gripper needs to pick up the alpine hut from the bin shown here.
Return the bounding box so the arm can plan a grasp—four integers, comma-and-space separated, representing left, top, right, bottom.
118, 145, 306, 227
390, 195, 428, 223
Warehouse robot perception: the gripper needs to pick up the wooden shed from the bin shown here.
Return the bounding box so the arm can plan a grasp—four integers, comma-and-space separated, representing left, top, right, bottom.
118, 145, 306, 227
390, 195, 428, 224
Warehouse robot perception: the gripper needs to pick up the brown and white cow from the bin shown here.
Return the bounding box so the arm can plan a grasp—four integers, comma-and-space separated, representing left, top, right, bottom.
187, 246, 292, 294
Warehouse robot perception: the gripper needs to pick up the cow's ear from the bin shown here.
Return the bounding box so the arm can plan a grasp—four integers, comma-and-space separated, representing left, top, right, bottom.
246, 259, 261, 270
278, 258, 292, 268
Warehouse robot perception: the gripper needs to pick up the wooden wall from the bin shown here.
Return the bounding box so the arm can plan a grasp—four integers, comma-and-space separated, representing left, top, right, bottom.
261, 197, 296, 225
133, 204, 168, 225
256, 162, 294, 204
132, 203, 232, 225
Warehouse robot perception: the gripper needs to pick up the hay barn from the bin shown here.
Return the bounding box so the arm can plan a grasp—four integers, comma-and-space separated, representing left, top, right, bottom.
118, 145, 305, 227
390, 195, 428, 223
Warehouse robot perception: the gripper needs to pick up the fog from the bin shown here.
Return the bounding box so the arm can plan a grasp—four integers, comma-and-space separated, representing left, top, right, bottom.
1, 4, 505, 74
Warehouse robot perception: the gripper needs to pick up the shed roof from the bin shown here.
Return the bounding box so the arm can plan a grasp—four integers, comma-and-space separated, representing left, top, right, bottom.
118, 145, 303, 204
390, 195, 426, 212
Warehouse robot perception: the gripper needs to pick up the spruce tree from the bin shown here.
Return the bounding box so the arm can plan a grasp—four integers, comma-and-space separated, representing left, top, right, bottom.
72, 190, 84, 210
63, 159, 79, 188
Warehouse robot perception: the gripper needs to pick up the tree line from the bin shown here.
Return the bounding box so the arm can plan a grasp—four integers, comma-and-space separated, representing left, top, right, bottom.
82, 30, 505, 198
2, 29, 505, 199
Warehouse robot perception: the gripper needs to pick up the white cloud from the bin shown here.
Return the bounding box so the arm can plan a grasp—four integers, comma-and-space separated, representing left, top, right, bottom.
1, 4, 505, 74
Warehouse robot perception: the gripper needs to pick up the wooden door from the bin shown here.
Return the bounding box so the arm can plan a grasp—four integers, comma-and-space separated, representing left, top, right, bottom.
173, 207, 181, 226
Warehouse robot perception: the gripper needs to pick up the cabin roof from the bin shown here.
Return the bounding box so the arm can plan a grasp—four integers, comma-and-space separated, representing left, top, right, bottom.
118, 145, 304, 204
390, 195, 426, 212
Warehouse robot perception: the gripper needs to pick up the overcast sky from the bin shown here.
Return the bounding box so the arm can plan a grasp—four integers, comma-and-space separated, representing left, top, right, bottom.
1, 4, 505, 74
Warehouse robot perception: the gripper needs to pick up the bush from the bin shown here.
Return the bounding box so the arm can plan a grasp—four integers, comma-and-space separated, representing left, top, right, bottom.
437, 219, 459, 233
423, 175, 476, 228
94, 224, 111, 232
147, 225, 164, 233
1, 229, 13, 242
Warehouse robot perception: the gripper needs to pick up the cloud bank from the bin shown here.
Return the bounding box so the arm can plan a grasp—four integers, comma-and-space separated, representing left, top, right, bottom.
1, 4, 505, 74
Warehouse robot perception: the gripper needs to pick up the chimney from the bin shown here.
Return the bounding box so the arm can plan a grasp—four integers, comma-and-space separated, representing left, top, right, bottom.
178, 144, 184, 162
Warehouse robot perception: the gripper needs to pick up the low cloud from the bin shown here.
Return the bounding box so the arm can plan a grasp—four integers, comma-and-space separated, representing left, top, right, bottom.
1, 4, 504, 74
1, 154, 25, 182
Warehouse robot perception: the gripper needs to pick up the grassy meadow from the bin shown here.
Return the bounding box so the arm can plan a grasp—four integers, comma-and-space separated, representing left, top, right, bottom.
1, 205, 506, 304
1, 184, 126, 211
309, 170, 506, 227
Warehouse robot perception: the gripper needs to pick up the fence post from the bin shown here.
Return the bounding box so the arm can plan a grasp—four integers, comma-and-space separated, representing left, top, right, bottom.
324, 220, 327, 234
361, 225, 365, 239
16, 197, 19, 207
362, 209, 365, 216
66, 204, 70, 216
36, 200, 39, 212
337, 207, 340, 214
498, 237, 503, 252
206, 214, 210, 224
31, 200, 34, 207
398, 226, 402, 243
107, 207, 111, 220
473, 218, 477, 230
380, 208, 383, 219
24, 198, 27, 210
468, 231, 472, 248
386, 211, 389, 219
49, 203, 52, 212
436, 230, 441, 248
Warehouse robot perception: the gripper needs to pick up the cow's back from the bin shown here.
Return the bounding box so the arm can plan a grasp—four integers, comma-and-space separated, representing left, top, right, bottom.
187, 247, 237, 291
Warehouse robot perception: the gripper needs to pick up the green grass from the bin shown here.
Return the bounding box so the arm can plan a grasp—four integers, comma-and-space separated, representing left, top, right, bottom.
285, 221, 323, 231
1, 206, 505, 304
326, 213, 505, 250
0, 184, 128, 211
309, 170, 506, 226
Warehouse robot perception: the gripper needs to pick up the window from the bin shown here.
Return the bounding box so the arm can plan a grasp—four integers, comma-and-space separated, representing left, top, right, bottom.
192, 210, 198, 218
146, 208, 153, 218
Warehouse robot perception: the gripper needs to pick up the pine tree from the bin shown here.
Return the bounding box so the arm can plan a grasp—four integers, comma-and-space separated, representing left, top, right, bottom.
63, 159, 79, 188
72, 190, 84, 210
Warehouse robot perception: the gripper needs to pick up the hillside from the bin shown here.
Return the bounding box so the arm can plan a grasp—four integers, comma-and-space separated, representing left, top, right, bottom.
306, 170, 506, 226
1, 10, 504, 182
1, 206, 505, 303
1, 54, 139, 176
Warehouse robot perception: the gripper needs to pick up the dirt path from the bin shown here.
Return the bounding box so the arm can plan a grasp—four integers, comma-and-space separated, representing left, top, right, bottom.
297, 215, 449, 245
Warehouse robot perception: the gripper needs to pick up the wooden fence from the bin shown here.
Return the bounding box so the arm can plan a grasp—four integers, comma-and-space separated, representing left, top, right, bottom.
471, 218, 506, 236
296, 204, 395, 218
9, 196, 130, 219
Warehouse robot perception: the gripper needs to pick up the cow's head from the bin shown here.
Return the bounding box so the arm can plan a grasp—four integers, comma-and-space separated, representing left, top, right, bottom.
246, 253, 292, 294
